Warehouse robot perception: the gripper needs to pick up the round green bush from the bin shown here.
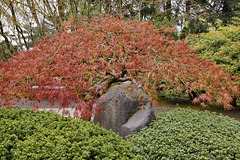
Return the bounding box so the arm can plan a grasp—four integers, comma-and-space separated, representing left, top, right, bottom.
0, 108, 136, 159
129, 108, 240, 159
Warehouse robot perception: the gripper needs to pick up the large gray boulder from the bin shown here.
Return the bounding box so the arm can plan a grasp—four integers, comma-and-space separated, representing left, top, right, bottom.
93, 81, 155, 138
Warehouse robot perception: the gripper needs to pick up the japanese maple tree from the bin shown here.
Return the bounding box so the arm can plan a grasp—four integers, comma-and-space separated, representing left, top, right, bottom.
0, 15, 239, 120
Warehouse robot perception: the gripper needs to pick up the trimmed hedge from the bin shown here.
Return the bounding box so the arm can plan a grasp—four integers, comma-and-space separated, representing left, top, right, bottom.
129, 108, 240, 159
0, 108, 136, 159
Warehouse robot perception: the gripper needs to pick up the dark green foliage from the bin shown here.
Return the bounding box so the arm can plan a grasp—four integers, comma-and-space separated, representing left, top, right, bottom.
129, 108, 240, 159
180, 18, 209, 39
0, 108, 136, 159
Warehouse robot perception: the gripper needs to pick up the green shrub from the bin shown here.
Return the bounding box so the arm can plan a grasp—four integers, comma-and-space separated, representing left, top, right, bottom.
129, 108, 240, 159
185, 26, 240, 76
0, 108, 136, 159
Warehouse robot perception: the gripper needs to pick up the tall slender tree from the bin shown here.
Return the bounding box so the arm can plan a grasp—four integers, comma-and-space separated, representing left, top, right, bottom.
165, 0, 171, 20
0, 21, 13, 56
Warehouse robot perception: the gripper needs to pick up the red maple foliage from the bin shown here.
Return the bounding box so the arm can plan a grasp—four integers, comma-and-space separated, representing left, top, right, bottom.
0, 15, 239, 119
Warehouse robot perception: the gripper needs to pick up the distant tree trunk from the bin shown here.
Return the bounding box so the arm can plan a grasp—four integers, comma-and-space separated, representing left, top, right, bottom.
221, 1, 231, 24
88, 0, 91, 19
27, 0, 41, 27
42, 0, 60, 29
43, 0, 56, 21
222, 1, 230, 13
43, 0, 54, 17
27, 0, 44, 37
9, 1, 29, 50
0, 21, 13, 54
119, 0, 123, 15
150, 0, 156, 18
69, 0, 78, 16
29, 22, 35, 43
186, 0, 191, 14
81, 0, 87, 15
165, 0, 171, 20
139, 1, 143, 21
128, 0, 135, 17
99, 0, 102, 14
57, 0, 65, 21
104, 0, 111, 14
0, 42, 7, 61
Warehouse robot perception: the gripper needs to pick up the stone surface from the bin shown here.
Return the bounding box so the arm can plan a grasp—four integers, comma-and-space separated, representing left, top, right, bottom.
93, 81, 155, 138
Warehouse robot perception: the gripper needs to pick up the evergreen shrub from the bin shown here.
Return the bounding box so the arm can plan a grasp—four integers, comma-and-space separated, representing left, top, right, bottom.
129, 108, 240, 159
0, 108, 136, 159
186, 26, 240, 76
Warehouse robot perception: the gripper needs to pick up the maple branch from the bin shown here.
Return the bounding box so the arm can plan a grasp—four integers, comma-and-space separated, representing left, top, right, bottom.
89, 76, 131, 93
152, 48, 173, 63
152, 48, 203, 70
89, 65, 131, 94
182, 64, 203, 70
153, 57, 199, 100
43, 45, 62, 65
96, 28, 148, 35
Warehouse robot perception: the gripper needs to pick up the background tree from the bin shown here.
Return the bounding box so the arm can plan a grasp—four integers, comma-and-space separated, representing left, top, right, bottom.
0, 21, 13, 60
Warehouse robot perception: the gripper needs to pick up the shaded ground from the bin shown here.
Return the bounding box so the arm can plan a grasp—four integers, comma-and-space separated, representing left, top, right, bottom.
153, 98, 240, 122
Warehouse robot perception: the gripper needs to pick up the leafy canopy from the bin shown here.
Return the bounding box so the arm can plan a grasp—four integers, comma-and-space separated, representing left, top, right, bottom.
0, 15, 239, 118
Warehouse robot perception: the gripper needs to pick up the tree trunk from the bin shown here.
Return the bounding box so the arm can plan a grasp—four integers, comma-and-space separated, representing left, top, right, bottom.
221, 1, 231, 24
0, 21, 13, 54
104, 0, 111, 14
231, 97, 237, 107
69, 0, 78, 16
139, 1, 143, 21
43, 0, 60, 30
9, 1, 29, 49
150, 0, 156, 18
129, 0, 135, 17
186, 0, 191, 14
88, 0, 91, 19
27, 0, 41, 27
165, 0, 171, 20
81, 0, 87, 15
222, 1, 230, 14
57, 0, 65, 21
119, 0, 122, 15
0, 42, 7, 61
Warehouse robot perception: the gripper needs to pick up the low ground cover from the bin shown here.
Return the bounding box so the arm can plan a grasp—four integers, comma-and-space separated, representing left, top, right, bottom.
0, 108, 136, 159
1, 107, 239, 159
129, 108, 240, 159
